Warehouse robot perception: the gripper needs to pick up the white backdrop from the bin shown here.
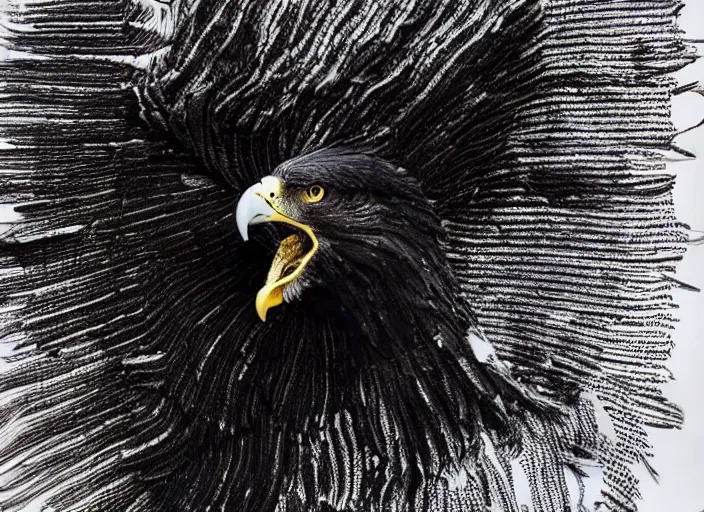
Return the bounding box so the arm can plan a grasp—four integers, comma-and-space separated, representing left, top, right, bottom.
0, 2, 701, 510
637, 0, 704, 510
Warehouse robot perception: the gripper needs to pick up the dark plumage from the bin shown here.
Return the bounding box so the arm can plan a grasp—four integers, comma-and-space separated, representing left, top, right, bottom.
0, 0, 696, 511
154, 147, 561, 510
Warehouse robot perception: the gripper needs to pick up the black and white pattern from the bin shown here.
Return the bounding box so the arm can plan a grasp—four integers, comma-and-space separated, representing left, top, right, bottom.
0, 0, 699, 510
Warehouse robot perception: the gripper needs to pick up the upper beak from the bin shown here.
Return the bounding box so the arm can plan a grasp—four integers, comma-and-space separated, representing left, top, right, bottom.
236, 176, 318, 322
235, 177, 280, 242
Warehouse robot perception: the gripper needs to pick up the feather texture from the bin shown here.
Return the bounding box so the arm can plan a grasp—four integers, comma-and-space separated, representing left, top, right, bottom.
0, 0, 696, 510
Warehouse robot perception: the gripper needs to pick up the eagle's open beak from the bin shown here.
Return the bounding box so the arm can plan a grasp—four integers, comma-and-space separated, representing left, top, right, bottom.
236, 176, 318, 321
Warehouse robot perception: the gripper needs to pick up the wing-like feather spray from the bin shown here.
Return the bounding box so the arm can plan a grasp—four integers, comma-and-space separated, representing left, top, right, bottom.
0, 0, 698, 511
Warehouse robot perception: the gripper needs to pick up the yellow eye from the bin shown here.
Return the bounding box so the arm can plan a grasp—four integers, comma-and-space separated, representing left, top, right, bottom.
303, 185, 324, 203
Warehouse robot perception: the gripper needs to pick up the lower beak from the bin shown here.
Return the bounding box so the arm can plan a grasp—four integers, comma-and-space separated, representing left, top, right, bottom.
236, 177, 318, 321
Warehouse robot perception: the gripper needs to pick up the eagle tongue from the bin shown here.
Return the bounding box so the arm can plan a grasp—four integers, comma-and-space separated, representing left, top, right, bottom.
265, 234, 306, 285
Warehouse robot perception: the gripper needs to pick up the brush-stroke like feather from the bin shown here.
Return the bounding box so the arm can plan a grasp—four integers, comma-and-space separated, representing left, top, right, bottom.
0, 0, 697, 510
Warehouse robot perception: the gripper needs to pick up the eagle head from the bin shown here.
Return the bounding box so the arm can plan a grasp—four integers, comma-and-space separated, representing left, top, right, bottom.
236, 148, 461, 346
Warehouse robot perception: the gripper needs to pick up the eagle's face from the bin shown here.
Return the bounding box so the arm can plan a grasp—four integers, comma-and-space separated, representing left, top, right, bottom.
236, 149, 448, 323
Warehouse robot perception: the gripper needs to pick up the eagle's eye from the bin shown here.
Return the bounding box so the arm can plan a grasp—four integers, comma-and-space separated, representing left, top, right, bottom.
303, 185, 324, 203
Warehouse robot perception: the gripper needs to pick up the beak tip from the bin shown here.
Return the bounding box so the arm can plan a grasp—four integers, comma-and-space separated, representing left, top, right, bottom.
235, 182, 276, 243
256, 286, 283, 322
256, 302, 268, 322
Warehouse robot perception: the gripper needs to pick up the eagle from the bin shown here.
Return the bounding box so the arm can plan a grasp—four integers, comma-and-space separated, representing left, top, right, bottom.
0, 0, 698, 511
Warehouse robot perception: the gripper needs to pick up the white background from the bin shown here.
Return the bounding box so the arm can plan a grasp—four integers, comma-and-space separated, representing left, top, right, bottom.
0, 2, 702, 509
637, 0, 704, 510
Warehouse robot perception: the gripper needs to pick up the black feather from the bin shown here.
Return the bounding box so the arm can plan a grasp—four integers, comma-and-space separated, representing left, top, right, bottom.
0, 0, 695, 510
